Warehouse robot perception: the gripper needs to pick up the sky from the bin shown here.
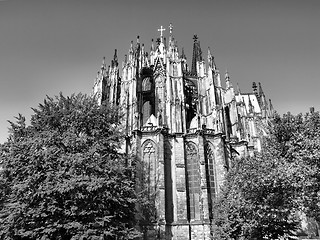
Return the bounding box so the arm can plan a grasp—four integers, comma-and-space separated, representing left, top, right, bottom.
0, 0, 319, 143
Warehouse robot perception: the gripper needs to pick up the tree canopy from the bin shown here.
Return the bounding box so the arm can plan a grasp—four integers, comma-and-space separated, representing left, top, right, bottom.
0, 93, 138, 240
212, 110, 320, 239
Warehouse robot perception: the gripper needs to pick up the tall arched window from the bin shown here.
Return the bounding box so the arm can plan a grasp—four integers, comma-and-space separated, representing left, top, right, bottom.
185, 141, 200, 220
142, 140, 157, 195
205, 143, 216, 205
141, 75, 155, 127
142, 101, 152, 125
185, 80, 198, 129
225, 106, 232, 136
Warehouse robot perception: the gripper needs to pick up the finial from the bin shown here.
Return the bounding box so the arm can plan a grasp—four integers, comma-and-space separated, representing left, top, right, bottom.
101, 56, 106, 69
207, 47, 212, 65
225, 70, 231, 88
208, 47, 212, 57
258, 82, 264, 96
169, 23, 173, 34
248, 96, 254, 113
252, 82, 258, 95
181, 47, 186, 59
151, 38, 155, 51
269, 99, 274, 112
137, 35, 140, 43
237, 83, 241, 95
193, 34, 198, 42
113, 49, 118, 61
225, 69, 230, 80
129, 40, 134, 54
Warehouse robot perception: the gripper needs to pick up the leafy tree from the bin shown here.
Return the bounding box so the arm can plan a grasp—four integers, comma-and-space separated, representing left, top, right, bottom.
0, 93, 139, 240
272, 111, 320, 237
212, 142, 300, 239
213, 110, 320, 239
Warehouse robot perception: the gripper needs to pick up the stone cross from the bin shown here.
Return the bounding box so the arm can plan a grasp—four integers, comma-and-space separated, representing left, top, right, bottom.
157, 25, 166, 38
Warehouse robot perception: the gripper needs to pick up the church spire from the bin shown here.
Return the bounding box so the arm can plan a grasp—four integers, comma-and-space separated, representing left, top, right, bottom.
207, 47, 212, 67
269, 99, 274, 112
258, 82, 264, 98
252, 82, 258, 98
225, 69, 230, 88
151, 38, 155, 52
128, 40, 134, 62
248, 95, 254, 113
236, 83, 241, 95
191, 35, 202, 76
207, 47, 216, 70
169, 23, 173, 35
169, 23, 173, 43
111, 49, 118, 67
136, 36, 140, 55
100, 56, 107, 76
181, 47, 186, 59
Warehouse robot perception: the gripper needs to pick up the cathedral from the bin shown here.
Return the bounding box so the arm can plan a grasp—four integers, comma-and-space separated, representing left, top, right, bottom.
92, 24, 274, 240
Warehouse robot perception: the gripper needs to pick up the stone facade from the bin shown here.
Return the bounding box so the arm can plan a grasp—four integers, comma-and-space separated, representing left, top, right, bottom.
92, 25, 274, 240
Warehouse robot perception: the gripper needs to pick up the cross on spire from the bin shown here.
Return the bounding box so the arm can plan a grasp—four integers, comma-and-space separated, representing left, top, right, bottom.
157, 25, 166, 41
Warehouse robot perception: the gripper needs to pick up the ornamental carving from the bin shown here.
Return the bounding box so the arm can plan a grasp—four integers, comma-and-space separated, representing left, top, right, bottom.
186, 141, 198, 156
143, 141, 156, 155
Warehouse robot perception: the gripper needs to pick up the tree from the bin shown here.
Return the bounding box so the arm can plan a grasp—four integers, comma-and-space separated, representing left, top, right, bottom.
212, 143, 300, 239
272, 111, 320, 237
213, 110, 320, 239
0, 93, 139, 240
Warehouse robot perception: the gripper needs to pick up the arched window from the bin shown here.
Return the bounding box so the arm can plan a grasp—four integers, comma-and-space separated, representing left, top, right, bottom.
142, 101, 152, 126
205, 143, 216, 205
142, 77, 152, 92
142, 140, 157, 195
173, 63, 178, 76
185, 141, 200, 220
185, 79, 198, 129
225, 106, 232, 136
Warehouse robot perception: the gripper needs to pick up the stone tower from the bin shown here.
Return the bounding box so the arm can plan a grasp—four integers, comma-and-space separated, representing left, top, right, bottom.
92, 24, 274, 240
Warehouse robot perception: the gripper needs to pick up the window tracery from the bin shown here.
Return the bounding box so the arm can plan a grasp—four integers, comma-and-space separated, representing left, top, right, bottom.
142, 140, 157, 195
185, 141, 200, 220
205, 143, 216, 201
142, 77, 152, 92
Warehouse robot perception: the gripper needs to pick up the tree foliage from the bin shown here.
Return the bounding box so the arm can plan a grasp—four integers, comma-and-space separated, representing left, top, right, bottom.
0, 93, 138, 240
212, 145, 300, 239
274, 112, 320, 224
213, 110, 320, 239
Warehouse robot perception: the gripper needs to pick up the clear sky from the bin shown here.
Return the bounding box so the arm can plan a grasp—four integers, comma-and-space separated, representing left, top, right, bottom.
1, 0, 320, 143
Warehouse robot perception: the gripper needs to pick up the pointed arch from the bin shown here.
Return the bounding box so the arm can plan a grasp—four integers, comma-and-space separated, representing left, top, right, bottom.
142, 101, 152, 126
205, 142, 217, 206
141, 139, 158, 195
185, 141, 200, 220
185, 79, 198, 129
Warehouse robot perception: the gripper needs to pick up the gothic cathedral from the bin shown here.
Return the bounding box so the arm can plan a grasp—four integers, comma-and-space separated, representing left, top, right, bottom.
92, 24, 274, 240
